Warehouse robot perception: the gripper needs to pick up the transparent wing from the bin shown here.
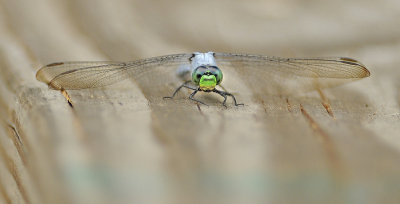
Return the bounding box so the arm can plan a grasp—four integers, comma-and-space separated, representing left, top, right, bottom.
36, 53, 193, 90
214, 53, 370, 95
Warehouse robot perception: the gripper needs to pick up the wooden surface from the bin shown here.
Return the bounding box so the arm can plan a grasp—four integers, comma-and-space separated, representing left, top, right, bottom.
1, 0, 400, 203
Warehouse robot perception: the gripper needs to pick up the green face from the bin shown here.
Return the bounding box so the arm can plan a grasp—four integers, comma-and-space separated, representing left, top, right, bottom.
192, 66, 223, 91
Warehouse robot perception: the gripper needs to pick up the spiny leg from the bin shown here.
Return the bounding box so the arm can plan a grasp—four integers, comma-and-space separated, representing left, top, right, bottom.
216, 90, 228, 108
213, 89, 244, 107
164, 81, 196, 99
189, 89, 208, 106
213, 89, 228, 107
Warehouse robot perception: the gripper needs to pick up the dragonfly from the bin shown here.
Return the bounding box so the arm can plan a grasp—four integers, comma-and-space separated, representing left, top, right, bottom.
36, 52, 370, 107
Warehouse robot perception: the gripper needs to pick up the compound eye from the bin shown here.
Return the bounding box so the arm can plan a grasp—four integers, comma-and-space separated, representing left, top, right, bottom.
192, 66, 206, 84
209, 66, 223, 84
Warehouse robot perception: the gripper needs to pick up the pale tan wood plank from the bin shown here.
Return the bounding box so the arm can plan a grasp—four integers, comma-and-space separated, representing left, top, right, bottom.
0, 0, 399, 204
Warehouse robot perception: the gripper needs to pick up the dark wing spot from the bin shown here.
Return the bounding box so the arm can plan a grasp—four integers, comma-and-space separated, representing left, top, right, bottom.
340, 57, 359, 63
339, 58, 363, 66
47, 62, 64, 67
340, 57, 370, 77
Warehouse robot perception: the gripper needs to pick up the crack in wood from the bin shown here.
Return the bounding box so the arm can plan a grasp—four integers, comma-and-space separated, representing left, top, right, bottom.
260, 99, 268, 113
7, 124, 22, 147
196, 103, 203, 114
0, 182, 11, 204
300, 104, 345, 176
61, 89, 74, 108
0, 141, 30, 204
196, 103, 210, 122
6, 124, 27, 167
317, 89, 335, 119
286, 98, 292, 112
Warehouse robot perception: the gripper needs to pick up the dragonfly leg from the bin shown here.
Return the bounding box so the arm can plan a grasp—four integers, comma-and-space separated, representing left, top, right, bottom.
164, 81, 196, 99
216, 90, 228, 108
189, 89, 209, 106
213, 89, 244, 107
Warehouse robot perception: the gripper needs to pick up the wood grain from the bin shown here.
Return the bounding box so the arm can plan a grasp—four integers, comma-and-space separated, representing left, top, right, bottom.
0, 0, 400, 203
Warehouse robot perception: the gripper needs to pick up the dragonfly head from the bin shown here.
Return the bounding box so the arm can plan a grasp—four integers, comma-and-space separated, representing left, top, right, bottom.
192, 65, 223, 91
